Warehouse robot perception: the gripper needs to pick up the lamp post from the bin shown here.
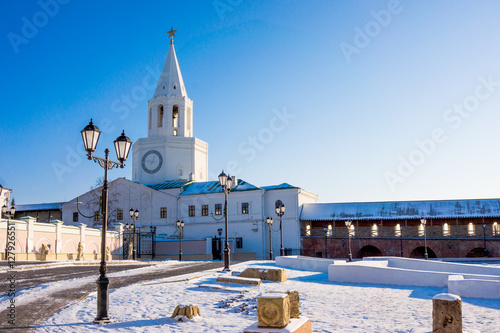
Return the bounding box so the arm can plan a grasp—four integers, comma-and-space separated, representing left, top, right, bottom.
420, 218, 428, 260
128, 209, 139, 260
218, 170, 234, 272
275, 200, 286, 256
266, 217, 274, 260
176, 220, 184, 261
400, 224, 403, 257
345, 220, 353, 262
483, 221, 487, 255
323, 226, 329, 258
2, 204, 16, 260
217, 228, 223, 261
150, 225, 156, 260
81, 119, 132, 324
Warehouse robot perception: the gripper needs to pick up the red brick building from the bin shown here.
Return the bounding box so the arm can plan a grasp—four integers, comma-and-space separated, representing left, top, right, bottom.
299, 199, 500, 259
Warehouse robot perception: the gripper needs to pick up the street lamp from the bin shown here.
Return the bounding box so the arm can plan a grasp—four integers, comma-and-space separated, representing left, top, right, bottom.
399, 224, 403, 257
81, 119, 132, 324
275, 200, 286, 256
483, 221, 487, 255
266, 217, 274, 260
150, 225, 156, 260
2, 204, 16, 260
176, 220, 184, 261
420, 218, 428, 260
345, 220, 353, 262
128, 209, 139, 260
323, 226, 329, 258
218, 170, 234, 272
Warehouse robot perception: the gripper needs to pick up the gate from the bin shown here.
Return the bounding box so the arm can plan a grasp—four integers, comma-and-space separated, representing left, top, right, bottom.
212, 236, 222, 260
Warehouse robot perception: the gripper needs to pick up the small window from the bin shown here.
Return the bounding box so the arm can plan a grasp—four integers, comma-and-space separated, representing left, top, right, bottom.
493, 222, 499, 236
371, 223, 378, 237
117, 209, 123, 220
468, 223, 475, 236
158, 105, 164, 127
215, 204, 222, 215
173, 84, 176, 89
443, 223, 450, 236
173, 129, 178, 136
241, 202, 249, 214
235, 237, 243, 249
189, 205, 195, 217
178, 169, 183, 176
395, 224, 401, 237
94, 211, 100, 221
73, 212, 78, 222
202, 205, 208, 216
160, 207, 167, 218
162, 84, 165, 89
172, 105, 179, 127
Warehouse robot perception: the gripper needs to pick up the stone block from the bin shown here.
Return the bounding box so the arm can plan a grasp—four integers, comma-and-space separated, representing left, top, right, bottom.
432, 293, 462, 333
216, 276, 262, 285
239, 267, 287, 282
257, 293, 290, 328
171, 304, 201, 321
269, 290, 300, 318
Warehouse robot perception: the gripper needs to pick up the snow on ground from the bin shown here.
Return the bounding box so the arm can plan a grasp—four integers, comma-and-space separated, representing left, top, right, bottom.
34, 261, 500, 332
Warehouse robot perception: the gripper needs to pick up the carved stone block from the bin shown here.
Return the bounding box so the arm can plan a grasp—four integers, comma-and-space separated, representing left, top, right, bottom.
432, 293, 462, 333
269, 290, 300, 318
239, 267, 287, 282
257, 293, 290, 328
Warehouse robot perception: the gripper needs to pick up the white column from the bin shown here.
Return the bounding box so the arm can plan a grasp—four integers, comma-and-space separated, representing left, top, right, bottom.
53, 220, 64, 254
21, 216, 36, 253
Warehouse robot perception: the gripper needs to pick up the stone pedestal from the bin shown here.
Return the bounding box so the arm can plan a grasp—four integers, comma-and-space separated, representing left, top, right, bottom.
244, 317, 312, 333
432, 293, 462, 333
171, 304, 201, 321
269, 290, 300, 318
258, 294, 290, 328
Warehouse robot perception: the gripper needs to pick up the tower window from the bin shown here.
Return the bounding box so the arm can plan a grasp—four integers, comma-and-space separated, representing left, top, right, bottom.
173, 84, 177, 89
162, 84, 165, 89
149, 108, 152, 130
178, 169, 183, 176
187, 107, 192, 131
172, 105, 179, 128
158, 105, 164, 127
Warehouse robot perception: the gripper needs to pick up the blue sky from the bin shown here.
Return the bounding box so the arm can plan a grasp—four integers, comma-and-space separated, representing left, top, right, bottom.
2, 0, 500, 205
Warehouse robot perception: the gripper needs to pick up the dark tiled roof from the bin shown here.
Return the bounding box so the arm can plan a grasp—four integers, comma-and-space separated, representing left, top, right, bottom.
143, 179, 194, 190
15, 202, 65, 212
181, 180, 260, 196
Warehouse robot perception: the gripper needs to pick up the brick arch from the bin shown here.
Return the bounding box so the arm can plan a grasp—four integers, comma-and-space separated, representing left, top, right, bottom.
465, 247, 491, 258
35, 238, 52, 253
358, 245, 383, 258
410, 246, 437, 259
63, 239, 78, 253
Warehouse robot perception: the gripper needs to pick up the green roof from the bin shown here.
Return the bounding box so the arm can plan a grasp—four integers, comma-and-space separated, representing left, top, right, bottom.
143, 179, 194, 190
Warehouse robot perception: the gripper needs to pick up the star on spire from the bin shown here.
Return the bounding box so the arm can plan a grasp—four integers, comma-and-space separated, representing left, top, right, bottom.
167, 26, 177, 44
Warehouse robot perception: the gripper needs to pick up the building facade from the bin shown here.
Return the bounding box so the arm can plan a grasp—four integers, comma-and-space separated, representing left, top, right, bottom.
300, 199, 500, 259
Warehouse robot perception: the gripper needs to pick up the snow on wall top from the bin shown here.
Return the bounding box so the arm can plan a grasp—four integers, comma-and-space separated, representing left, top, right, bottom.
301, 199, 500, 221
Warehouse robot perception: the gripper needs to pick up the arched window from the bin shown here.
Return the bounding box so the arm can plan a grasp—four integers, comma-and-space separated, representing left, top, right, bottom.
443, 223, 450, 236
178, 168, 183, 176
468, 223, 475, 236
493, 222, 499, 236
172, 105, 179, 128
371, 224, 378, 237
158, 105, 164, 127
395, 224, 401, 237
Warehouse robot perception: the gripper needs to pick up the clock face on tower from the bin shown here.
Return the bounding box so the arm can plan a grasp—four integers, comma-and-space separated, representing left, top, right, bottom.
141, 150, 163, 174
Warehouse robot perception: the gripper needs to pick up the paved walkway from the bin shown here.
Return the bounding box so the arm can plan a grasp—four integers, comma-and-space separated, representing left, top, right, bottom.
0, 261, 224, 332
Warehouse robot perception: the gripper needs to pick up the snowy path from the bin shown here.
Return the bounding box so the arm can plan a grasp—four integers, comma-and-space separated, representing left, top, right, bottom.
33, 261, 500, 332
1, 261, 224, 332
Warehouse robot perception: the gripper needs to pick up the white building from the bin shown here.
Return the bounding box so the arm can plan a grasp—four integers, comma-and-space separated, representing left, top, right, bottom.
0, 185, 12, 210
62, 32, 318, 260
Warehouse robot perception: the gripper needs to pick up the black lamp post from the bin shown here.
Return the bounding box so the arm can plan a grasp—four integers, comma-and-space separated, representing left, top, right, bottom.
324, 226, 330, 258
150, 225, 156, 259
275, 200, 286, 256
345, 220, 353, 262
81, 119, 132, 324
399, 224, 403, 257
218, 170, 234, 272
128, 209, 139, 260
420, 218, 428, 260
2, 204, 16, 260
266, 217, 274, 260
176, 220, 184, 261
483, 221, 487, 255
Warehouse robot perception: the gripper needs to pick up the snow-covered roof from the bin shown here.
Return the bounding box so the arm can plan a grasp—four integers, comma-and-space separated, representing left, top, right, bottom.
181, 180, 260, 196
15, 202, 65, 212
144, 179, 193, 190
261, 183, 298, 191
301, 199, 500, 221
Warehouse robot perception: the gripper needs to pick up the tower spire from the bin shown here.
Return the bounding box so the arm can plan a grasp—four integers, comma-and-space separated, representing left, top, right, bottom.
152, 27, 186, 98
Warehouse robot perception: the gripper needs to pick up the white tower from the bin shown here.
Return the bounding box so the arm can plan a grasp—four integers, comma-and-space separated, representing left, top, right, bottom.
132, 29, 208, 184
